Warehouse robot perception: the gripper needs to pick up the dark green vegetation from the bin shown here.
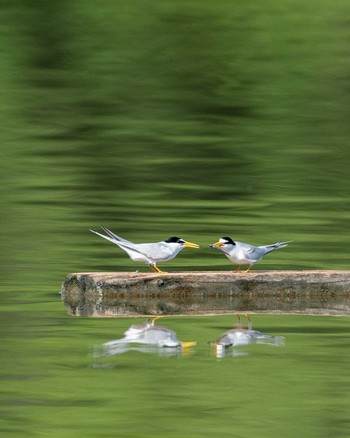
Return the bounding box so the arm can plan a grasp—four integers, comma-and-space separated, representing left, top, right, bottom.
1, 1, 350, 436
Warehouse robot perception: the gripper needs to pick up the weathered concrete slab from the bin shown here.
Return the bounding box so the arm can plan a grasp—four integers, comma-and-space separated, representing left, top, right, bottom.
60, 270, 350, 317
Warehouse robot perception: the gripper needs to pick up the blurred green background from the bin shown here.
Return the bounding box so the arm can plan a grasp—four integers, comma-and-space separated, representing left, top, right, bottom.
2, 0, 350, 285
1, 1, 350, 437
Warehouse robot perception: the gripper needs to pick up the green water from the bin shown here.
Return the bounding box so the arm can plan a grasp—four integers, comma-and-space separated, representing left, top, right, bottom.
1, 1, 350, 436
2, 313, 350, 437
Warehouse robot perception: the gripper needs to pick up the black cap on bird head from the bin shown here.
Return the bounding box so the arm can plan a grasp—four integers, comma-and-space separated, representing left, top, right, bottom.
221, 237, 236, 245
165, 236, 185, 244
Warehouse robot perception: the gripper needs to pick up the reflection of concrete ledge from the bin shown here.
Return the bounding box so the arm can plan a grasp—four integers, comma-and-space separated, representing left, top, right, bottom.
60, 271, 350, 317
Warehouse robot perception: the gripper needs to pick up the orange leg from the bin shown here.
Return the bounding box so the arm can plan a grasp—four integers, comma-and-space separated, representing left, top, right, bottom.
235, 313, 252, 329
234, 265, 242, 272
243, 264, 253, 273
150, 316, 161, 324
149, 264, 167, 274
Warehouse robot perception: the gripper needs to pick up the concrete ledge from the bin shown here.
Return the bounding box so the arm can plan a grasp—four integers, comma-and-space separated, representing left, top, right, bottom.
60, 270, 350, 317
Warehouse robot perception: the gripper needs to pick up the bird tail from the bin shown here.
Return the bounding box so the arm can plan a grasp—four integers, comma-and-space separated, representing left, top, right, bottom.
256, 335, 285, 347
90, 227, 146, 257
100, 227, 134, 244
90, 228, 119, 245
263, 240, 292, 254
89, 227, 134, 246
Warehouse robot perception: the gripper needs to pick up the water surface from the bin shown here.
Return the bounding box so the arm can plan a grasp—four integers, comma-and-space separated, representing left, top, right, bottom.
2, 310, 350, 437
1, 1, 350, 436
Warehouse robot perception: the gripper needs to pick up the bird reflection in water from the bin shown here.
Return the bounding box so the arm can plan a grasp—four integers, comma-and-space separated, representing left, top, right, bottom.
92, 316, 197, 358
211, 314, 285, 358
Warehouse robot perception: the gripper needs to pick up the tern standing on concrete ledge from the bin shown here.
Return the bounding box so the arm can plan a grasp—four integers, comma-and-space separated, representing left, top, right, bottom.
210, 236, 291, 273
90, 226, 200, 273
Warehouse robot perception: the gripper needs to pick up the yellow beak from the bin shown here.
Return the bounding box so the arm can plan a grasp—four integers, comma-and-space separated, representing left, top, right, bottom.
183, 241, 200, 249
212, 241, 224, 247
181, 341, 197, 348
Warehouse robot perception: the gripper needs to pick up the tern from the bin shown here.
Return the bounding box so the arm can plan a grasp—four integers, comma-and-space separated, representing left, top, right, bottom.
210, 236, 291, 273
101, 317, 197, 350
90, 226, 200, 273
210, 314, 285, 357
